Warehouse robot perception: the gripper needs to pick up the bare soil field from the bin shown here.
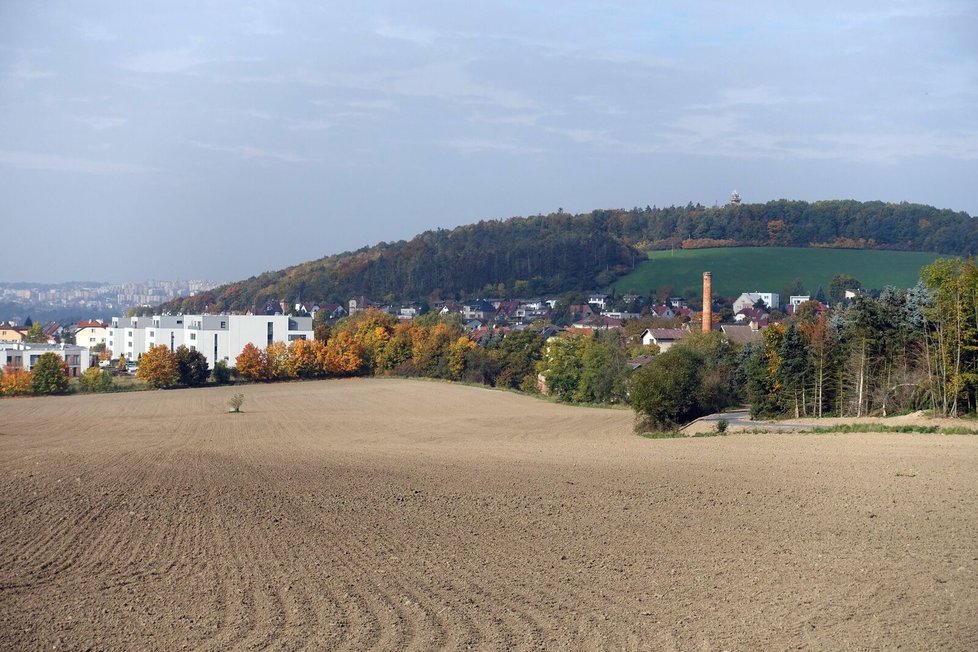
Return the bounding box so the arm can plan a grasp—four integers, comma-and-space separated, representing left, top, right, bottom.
1, 379, 977, 650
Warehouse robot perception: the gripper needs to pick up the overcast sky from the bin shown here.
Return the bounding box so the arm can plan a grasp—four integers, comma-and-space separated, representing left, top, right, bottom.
2, 1, 976, 283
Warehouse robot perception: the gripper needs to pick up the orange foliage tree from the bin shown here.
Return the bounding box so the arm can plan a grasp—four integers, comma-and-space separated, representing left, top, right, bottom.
236, 342, 269, 381
136, 344, 180, 388
0, 365, 33, 396
287, 338, 322, 378
319, 331, 363, 375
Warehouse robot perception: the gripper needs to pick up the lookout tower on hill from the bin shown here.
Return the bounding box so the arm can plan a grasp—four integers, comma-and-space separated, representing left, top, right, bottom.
730, 190, 742, 205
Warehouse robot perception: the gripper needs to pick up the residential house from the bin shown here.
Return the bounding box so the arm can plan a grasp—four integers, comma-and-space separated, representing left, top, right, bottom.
732, 292, 780, 313
649, 304, 676, 319
568, 303, 596, 322
319, 303, 348, 320
600, 310, 641, 321
641, 327, 688, 352
462, 301, 495, 321
348, 296, 375, 315
75, 320, 109, 350
571, 315, 623, 331
0, 322, 26, 342
720, 323, 763, 345
587, 293, 609, 310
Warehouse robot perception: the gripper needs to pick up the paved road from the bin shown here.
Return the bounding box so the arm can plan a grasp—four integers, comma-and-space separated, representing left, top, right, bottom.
693, 410, 815, 431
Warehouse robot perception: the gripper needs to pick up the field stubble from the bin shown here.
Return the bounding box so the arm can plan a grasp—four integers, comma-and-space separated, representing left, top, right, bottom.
1, 379, 976, 650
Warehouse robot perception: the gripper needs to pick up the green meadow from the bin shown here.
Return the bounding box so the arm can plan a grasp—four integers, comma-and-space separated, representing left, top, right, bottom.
612, 247, 945, 299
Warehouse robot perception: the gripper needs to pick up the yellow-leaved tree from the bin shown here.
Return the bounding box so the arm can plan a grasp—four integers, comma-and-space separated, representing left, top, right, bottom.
136, 345, 180, 388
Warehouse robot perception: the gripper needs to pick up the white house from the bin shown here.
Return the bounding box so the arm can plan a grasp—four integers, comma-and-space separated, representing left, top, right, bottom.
788, 295, 811, 309
0, 342, 89, 377
641, 328, 688, 352
74, 320, 109, 350
732, 292, 780, 313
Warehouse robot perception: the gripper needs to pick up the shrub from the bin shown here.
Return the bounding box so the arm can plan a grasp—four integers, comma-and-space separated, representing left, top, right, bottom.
228, 393, 245, 413
79, 367, 114, 393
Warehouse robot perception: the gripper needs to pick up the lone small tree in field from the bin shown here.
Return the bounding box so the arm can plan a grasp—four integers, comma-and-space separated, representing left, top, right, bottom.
228, 393, 244, 413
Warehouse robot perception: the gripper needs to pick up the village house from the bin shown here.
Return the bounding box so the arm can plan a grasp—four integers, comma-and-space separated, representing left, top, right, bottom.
641, 327, 689, 352
732, 292, 780, 313
74, 320, 109, 350
0, 322, 26, 342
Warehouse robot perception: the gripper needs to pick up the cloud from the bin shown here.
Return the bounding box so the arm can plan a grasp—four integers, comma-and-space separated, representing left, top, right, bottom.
374, 22, 439, 47
0, 150, 147, 174
75, 19, 117, 42
5, 60, 55, 82
288, 120, 331, 131
76, 116, 127, 131
119, 48, 260, 75
438, 138, 543, 155
188, 140, 314, 163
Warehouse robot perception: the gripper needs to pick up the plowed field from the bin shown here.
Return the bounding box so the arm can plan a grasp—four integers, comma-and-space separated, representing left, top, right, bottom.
1, 379, 976, 650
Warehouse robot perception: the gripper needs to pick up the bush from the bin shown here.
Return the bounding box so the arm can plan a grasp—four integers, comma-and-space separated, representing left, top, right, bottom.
228, 393, 244, 413
79, 367, 114, 393
715, 417, 729, 434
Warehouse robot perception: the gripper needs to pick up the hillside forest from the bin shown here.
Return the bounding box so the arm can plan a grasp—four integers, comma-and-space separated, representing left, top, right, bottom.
162, 199, 977, 314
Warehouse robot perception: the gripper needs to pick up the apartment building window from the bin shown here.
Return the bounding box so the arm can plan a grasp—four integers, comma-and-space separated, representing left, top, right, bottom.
190, 333, 196, 341
267, 321, 274, 346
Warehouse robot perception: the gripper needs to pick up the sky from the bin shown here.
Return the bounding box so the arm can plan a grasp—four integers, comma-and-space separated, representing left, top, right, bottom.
1, 1, 976, 284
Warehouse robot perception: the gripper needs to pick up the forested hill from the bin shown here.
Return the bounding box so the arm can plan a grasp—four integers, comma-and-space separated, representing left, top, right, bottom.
163, 199, 976, 312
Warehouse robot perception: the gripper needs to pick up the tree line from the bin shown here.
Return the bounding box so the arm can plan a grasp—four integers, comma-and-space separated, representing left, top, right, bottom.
160, 200, 977, 314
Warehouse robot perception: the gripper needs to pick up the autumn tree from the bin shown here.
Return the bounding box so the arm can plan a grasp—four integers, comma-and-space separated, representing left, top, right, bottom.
319, 331, 363, 375
137, 345, 180, 388
175, 345, 210, 387
287, 338, 321, 378
265, 341, 293, 380
0, 366, 33, 396
235, 343, 269, 381
31, 353, 69, 395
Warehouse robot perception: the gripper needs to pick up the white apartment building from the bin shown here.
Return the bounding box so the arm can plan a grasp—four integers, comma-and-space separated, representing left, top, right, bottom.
107, 313, 314, 370
0, 342, 89, 377
107, 316, 152, 362
146, 315, 187, 353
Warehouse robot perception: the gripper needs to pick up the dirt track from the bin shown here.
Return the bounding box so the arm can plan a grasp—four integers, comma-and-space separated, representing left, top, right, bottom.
1, 379, 977, 650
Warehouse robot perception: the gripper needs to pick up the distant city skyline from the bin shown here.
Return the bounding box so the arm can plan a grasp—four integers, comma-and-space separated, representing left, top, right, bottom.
2, 1, 976, 283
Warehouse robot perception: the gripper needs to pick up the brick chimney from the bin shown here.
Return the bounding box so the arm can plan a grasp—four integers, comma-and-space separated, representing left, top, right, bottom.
702, 271, 712, 333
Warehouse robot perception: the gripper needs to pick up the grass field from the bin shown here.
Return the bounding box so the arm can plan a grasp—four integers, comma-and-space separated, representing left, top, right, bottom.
612, 247, 944, 299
